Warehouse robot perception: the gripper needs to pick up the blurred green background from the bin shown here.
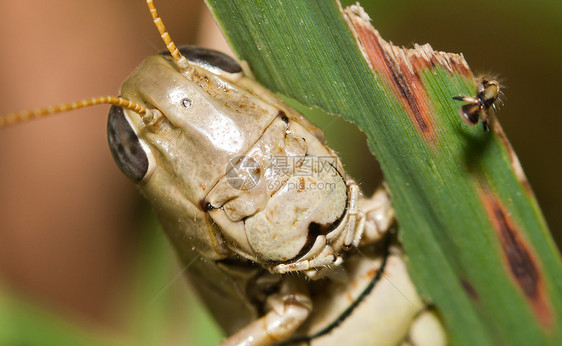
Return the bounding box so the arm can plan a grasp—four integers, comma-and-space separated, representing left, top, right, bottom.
0, 0, 559, 344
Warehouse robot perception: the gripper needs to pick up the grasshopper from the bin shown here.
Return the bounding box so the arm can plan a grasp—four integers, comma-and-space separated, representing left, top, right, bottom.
0, 1, 446, 345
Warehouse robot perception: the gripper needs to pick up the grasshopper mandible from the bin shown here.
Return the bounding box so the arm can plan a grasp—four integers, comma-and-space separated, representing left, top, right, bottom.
0, 1, 446, 344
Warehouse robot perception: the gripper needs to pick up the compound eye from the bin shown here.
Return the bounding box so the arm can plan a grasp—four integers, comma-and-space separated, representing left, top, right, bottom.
161, 45, 242, 73
107, 105, 151, 183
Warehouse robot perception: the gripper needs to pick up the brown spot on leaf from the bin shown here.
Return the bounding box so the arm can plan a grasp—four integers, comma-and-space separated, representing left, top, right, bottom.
479, 187, 554, 330
460, 278, 479, 300
343, 5, 472, 143
352, 23, 434, 139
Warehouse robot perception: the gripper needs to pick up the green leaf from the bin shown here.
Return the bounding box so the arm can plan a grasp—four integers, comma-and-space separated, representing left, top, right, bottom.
206, 0, 562, 344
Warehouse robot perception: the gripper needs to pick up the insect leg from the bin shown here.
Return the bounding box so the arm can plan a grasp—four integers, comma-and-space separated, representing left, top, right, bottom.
451, 96, 479, 104
272, 247, 343, 275
344, 182, 360, 247
220, 277, 312, 346
356, 186, 395, 246
482, 118, 489, 132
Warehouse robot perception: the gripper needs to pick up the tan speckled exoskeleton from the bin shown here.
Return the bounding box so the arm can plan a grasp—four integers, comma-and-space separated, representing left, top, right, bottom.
0, 1, 446, 345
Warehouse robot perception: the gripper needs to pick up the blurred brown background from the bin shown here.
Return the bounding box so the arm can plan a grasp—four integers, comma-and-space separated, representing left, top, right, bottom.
0, 0, 559, 340
0, 0, 207, 332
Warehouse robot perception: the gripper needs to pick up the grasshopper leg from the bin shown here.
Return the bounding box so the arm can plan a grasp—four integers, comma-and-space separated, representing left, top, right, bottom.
355, 186, 395, 246
220, 277, 312, 346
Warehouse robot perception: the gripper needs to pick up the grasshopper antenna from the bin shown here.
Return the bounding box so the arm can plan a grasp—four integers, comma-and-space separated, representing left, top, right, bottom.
0, 0, 186, 128
0, 96, 152, 128
146, 0, 192, 73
